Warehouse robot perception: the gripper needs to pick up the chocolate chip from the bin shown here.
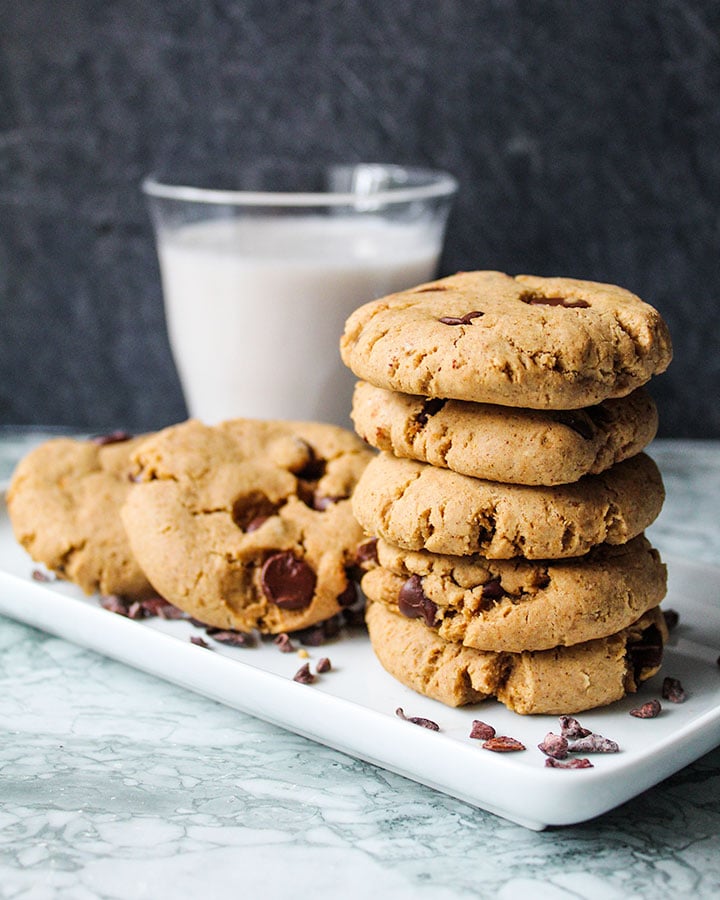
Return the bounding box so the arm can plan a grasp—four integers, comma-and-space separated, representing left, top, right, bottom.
481, 578, 505, 601
559, 716, 592, 739
355, 538, 379, 567
438, 310, 484, 325
662, 676, 686, 703
293, 662, 315, 684
337, 581, 359, 608
629, 699, 662, 718
245, 516, 270, 533
294, 448, 326, 482
415, 398, 447, 427
316, 657, 332, 673
521, 292, 590, 309
261, 552, 316, 610
469, 720, 496, 740
537, 732, 569, 759
395, 708, 440, 730
568, 734, 619, 753
545, 757, 593, 769
190, 636, 212, 649
232, 492, 279, 531
554, 411, 596, 440
482, 736, 526, 752
663, 609, 680, 631
91, 430, 132, 445
398, 574, 437, 627
628, 624, 664, 678
274, 632, 296, 653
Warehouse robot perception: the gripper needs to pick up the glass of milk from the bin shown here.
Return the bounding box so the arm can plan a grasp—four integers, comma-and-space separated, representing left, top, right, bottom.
143, 163, 457, 427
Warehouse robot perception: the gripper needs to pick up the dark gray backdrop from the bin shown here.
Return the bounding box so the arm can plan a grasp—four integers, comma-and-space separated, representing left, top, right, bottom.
1, 1, 719, 436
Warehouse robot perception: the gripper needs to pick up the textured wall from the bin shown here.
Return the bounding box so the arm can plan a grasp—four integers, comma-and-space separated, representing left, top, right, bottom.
1, 1, 718, 435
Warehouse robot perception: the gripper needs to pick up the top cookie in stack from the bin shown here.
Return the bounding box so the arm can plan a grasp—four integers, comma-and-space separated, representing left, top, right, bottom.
340, 271, 673, 715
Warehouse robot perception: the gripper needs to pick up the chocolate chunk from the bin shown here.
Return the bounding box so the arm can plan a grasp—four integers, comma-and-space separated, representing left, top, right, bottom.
274, 632, 296, 653
521, 292, 590, 309
261, 552, 316, 610
395, 708, 440, 730
661, 676, 686, 703
554, 410, 595, 440
293, 662, 315, 684
355, 538, 379, 567
568, 734, 619, 753
629, 699, 662, 719
537, 732, 569, 759
469, 720, 496, 741
482, 736, 525, 752
415, 398, 447, 426
316, 657, 332, 673
438, 310, 484, 325
91, 430, 132, 445
398, 574, 437, 627
337, 581, 359, 608
545, 757, 593, 769
559, 716, 591, 739
481, 578, 505, 601
663, 609, 680, 631
232, 492, 279, 531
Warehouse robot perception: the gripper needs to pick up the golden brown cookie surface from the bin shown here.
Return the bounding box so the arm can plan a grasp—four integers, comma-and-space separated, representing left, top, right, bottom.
365, 601, 667, 714
352, 452, 665, 559
341, 271, 672, 409
362, 536, 667, 652
121, 418, 373, 634
351, 381, 658, 485
7, 434, 154, 598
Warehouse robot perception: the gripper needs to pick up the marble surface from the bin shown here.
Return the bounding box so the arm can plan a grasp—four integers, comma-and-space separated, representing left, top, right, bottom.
0, 431, 719, 900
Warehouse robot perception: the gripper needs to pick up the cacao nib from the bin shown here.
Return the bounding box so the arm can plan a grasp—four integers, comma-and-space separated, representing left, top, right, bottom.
568, 734, 619, 753
206, 628, 256, 647
482, 736, 526, 752
274, 632, 296, 653
558, 716, 591, 739
395, 708, 440, 731
629, 699, 662, 719
190, 636, 211, 649
661, 676, 686, 703
316, 657, 332, 673
469, 720, 496, 741
31, 568, 53, 582
545, 757, 594, 769
293, 663, 316, 684
537, 732, 569, 760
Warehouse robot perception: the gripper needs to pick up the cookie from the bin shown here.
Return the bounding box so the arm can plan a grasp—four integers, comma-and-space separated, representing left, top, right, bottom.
352, 452, 664, 559
361, 535, 667, 652
120, 418, 373, 634
340, 271, 672, 410
351, 381, 658, 486
366, 601, 667, 714
7, 434, 155, 599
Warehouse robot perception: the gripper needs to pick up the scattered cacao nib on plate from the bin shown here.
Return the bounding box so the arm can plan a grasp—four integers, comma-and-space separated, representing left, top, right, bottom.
629, 699, 662, 719
661, 676, 687, 703
537, 732, 569, 759
559, 715, 592, 739
31, 568, 54, 583
142, 597, 187, 619
663, 608, 680, 631
395, 708, 440, 731
315, 657, 332, 673
274, 632, 296, 653
567, 734, 620, 754
482, 736, 525, 752
293, 662, 315, 684
469, 720, 496, 741
205, 628, 257, 648
545, 757, 594, 769
189, 636, 212, 649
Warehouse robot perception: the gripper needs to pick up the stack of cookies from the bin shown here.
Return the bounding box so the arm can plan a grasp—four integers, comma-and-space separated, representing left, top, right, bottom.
8, 419, 374, 638
340, 271, 673, 715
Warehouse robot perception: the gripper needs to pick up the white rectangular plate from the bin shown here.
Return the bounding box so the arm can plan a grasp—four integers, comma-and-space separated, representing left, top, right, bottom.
1, 489, 719, 830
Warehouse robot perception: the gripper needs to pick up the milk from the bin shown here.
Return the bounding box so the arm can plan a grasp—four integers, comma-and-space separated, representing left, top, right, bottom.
156, 216, 440, 426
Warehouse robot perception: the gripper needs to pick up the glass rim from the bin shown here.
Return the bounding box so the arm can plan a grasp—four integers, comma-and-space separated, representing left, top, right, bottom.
142, 165, 458, 208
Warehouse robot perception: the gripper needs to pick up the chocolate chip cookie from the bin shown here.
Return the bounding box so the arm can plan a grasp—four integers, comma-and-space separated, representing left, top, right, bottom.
361, 535, 666, 652
352, 452, 664, 559
351, 382, 658, 485
7, 434, 155, 599
366, 601, 668, 714
120, 418, 373, 634
340, 271, 672, 409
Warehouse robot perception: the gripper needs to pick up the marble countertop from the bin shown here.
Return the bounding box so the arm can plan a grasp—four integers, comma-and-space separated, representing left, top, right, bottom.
1, 431, 719, 899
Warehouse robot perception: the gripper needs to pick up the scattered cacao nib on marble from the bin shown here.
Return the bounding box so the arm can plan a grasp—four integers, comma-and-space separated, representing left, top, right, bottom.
482, 736, 525, 752
355, 538, 379, 567
31, 568, 54, 582
189, 636, 212, 649
316, 657, 332, 673
261, 551, 316, 610
559, 715, 592, 739
537, 732, 569, 759
545, 757, 593, 769
205, 628, 256, 648
293, 662, 316, 684
438, 310, 484, 325
662, 676, 686, 703
274, 632, 296, 653
629, 699, 662, 719
568, 734, 619, 754
91, 430, 132, 445
395, 708, 440, 731
469, 720, 496, 741
663, 608, 680, 631
398, 574, 437, 627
